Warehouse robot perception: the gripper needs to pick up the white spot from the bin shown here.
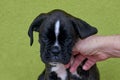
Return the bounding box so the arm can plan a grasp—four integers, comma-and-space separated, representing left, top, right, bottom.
54, 20, 60, 46
72, 71, 81, 79
55, 20, 60, 37
54, 40, 59, 46
51, 63, 67, 80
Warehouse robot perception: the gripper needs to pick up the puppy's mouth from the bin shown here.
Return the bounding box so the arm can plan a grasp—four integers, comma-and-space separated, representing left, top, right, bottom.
49, 62, 60, 66
51, 56, 59, 61
41, 50, 72, 65
42, 55, 70, 65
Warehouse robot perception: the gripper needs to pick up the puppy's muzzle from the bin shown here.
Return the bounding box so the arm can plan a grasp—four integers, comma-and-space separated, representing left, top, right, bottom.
51, 45, 61, 55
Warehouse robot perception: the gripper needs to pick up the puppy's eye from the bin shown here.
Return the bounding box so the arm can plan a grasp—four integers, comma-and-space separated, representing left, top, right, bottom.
41, 37, 49, 43
58, 34, 65, 41
65, 37, 72, 42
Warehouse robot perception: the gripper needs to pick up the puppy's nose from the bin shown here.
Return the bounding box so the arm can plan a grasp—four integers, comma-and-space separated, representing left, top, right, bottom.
51, 46, 60, 55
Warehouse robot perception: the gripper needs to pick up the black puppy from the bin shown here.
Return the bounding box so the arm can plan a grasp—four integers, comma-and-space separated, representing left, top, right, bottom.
28, 9, 100, 80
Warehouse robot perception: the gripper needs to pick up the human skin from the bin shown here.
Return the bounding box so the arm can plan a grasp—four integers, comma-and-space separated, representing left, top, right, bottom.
65, 35, 120, 72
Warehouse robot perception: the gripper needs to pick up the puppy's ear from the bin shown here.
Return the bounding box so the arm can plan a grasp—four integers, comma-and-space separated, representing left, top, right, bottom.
28, 13, 47, 46
70, 17, 98, 38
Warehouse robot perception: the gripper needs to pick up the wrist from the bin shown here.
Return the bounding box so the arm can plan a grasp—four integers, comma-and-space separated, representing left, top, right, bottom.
97, 35, 120, 58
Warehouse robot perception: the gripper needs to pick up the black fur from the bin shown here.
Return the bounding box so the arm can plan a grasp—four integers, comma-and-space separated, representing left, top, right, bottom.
28, 9, 99, 80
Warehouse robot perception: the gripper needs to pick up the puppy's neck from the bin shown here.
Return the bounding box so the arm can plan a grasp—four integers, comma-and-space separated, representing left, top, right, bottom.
45, 63, 68, 80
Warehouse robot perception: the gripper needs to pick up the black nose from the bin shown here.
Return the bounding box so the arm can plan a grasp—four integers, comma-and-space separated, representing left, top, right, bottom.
51, 46, 61, 55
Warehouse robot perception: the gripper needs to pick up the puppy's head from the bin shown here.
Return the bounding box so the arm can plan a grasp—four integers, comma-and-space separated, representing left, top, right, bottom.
28, 9, 97, 65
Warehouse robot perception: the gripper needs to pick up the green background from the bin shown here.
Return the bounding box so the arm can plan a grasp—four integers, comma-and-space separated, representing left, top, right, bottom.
0, 0, 120, 80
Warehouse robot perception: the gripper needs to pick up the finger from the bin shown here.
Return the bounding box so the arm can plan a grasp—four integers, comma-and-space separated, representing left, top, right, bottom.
70, 55, 86, 72
65, 57, 74, 68
82, 59, 96, 71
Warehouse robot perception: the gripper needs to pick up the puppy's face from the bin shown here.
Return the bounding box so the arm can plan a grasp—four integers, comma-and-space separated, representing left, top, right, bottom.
39, 19, 76, 64
28, 10, 97, 65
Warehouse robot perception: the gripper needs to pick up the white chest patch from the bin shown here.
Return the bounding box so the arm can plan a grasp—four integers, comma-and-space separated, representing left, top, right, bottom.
51, 63, 67, 80
54, 20, 60, 46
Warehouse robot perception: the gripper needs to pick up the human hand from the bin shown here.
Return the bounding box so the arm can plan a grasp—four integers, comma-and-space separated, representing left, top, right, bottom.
65, 35, 111, 72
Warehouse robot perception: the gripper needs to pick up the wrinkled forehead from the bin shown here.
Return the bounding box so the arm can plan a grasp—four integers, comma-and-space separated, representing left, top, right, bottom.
40, 18, 74, 36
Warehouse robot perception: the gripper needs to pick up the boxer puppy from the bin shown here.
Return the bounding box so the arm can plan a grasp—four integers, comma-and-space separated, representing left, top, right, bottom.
28, 9, 100, 80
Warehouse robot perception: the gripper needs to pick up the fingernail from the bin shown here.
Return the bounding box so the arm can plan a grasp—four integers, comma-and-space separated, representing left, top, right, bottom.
70, 68, 75, 73
83, 66, 88, 71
